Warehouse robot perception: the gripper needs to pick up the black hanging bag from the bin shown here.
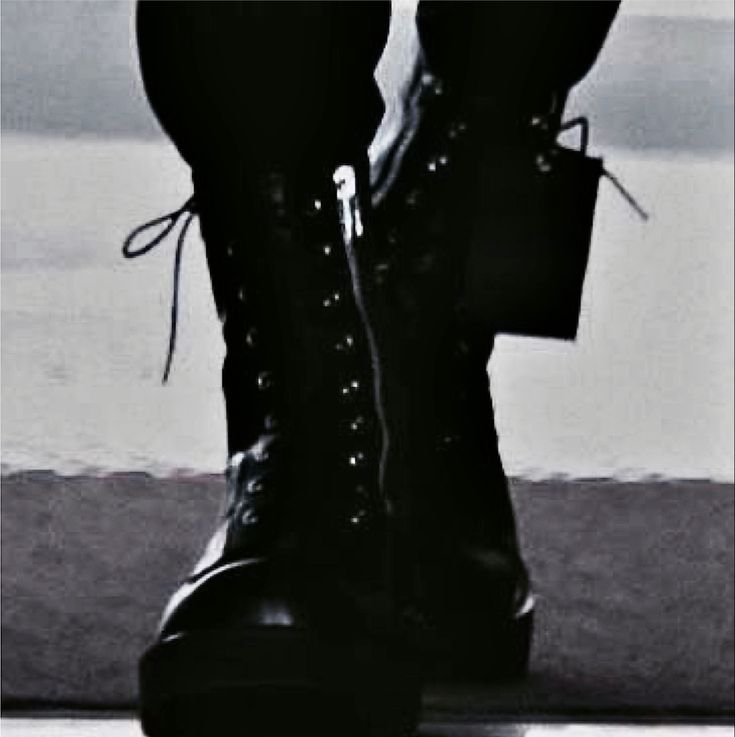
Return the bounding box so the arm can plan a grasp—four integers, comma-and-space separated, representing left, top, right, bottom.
463, 115, 604, 340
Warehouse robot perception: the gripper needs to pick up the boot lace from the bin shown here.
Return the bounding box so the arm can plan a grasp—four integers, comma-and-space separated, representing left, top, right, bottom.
557, 116, 649, 221
122, 195, 197, 383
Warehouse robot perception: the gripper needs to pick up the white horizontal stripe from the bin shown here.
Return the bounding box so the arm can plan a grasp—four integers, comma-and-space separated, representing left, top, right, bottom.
2, 719, 733, 737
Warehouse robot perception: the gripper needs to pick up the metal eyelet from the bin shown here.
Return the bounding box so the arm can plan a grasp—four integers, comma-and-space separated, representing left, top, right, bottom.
427, 154, 449, 173
374, 261, 390, 285
240, 508, 259, 526
340, 379, 361, 399
535, 152, 554, 174
245, 327, 258, 348
322, 291, 342, 309
530, 114, 550, 133
349, 507, 369, 528
226, 451, 246, 482
424, 77, 444, 97
321, 243, 333, 257
439, 433, 460, 450
335, 334, 356, 353
306, 198, 323, 217
349, 415, 366, 434
404, 189, 421, 209
348, 451, 367, 469
266, 175, 287, 216
247, 478, 265, 495
257, 371, 274, 391
448, 121, 468, 140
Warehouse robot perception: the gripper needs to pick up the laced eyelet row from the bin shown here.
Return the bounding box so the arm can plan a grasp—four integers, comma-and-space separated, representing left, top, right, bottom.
225, 446, 270, 529
224, 170, 389, 534
228, 177, 380, 533
373, 78, 471, 290
221, 234, 278, 520
379, 77, 478, 454
304, 181, 378, 532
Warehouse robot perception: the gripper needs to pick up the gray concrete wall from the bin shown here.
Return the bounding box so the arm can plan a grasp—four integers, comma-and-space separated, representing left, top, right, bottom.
1, 1, 733, 153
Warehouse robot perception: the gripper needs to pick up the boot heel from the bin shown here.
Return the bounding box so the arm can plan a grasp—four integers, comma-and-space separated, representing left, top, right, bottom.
495, 606, 534, 680
425, 606, 534, 682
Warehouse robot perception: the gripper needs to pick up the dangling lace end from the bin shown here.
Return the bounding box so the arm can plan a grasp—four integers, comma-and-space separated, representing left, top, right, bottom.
603, 168, 650, 222
121, 196, 197, 384
160, 210, 195, 384
556, 114, 649, 223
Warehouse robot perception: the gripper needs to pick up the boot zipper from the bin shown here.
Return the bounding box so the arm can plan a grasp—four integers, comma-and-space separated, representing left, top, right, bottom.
333, 165, 393, 518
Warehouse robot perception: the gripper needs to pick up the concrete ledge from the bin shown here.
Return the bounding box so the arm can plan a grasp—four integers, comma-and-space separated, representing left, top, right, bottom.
2, 473, 733, 717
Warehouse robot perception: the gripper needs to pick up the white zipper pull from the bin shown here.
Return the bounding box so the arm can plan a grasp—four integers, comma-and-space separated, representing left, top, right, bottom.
333, 164, 364, 246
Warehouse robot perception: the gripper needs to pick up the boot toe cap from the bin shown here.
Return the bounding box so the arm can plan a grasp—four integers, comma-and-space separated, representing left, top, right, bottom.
158, 558, 310, 639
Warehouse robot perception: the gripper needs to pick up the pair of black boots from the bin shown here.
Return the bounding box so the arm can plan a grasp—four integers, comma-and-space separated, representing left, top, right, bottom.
131, 3, 619, 735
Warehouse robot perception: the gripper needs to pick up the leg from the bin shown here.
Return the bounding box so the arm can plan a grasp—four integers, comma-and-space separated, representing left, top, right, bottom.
137, 0, 391, 454
137, 0, 389, 171
417, 0, 622, 122
364, 0, 621, 679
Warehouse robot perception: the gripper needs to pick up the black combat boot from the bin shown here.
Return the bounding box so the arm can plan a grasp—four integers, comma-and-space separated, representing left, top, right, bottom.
368, 66, 535, 682
363, 0, 620, 680
137, 160, 419, 737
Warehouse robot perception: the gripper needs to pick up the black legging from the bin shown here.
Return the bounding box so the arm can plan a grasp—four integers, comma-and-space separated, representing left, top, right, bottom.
136, 1, 619, 174
136, 1, 391, 173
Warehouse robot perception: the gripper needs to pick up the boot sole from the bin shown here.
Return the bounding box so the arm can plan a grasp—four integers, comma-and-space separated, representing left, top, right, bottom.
423, 607, 534, 682
139, 627, 420, 737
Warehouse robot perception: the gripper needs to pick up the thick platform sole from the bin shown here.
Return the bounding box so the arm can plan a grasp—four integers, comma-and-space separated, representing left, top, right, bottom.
422, 606, 534, 682
139, 627, 420, 737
